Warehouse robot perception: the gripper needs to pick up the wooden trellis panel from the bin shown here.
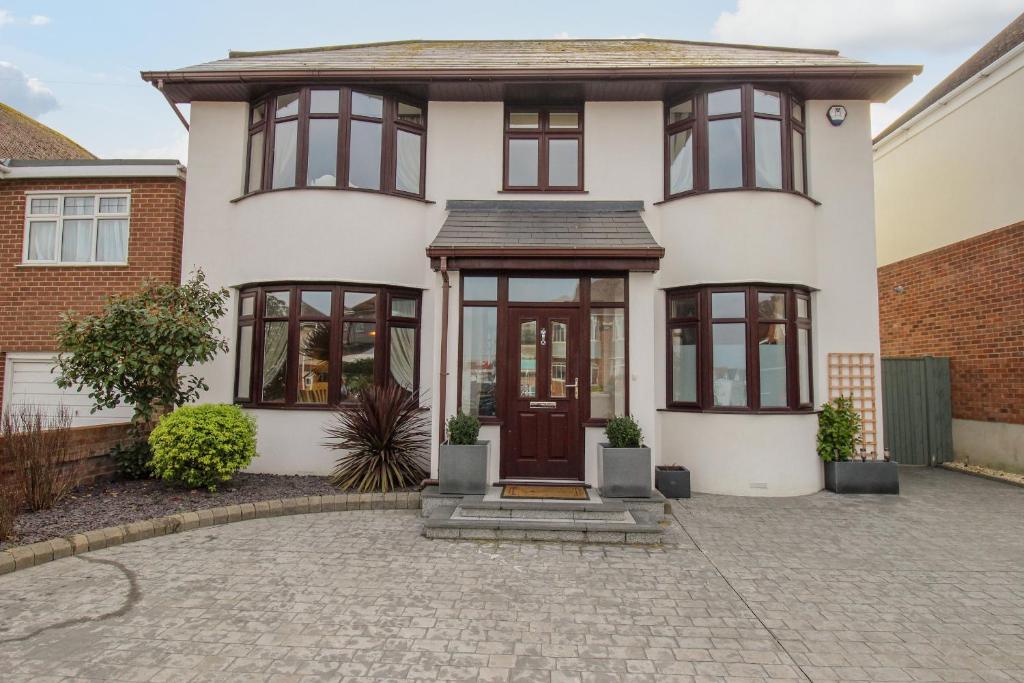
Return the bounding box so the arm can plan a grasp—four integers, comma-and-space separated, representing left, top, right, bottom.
828, 352, 878, 456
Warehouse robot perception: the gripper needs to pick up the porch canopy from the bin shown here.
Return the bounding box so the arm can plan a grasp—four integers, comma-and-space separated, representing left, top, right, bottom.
427, 200, 664, 272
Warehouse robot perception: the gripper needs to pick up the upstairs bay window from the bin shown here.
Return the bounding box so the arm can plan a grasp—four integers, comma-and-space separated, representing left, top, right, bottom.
245, 88, 426, 199
665, 85, 808, 200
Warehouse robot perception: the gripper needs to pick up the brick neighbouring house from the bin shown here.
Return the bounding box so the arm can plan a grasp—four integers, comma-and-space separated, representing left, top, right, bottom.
0, 104, 185, 481
874, 13, 1024, 473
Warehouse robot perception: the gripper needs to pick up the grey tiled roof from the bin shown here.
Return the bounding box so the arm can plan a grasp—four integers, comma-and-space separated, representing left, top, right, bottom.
430, 200, 661, 251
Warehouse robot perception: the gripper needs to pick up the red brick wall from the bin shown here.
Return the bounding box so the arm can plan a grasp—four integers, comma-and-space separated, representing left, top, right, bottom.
0, 176, 185, 415
878, 222, 1024, 425
0, 422, 132, 486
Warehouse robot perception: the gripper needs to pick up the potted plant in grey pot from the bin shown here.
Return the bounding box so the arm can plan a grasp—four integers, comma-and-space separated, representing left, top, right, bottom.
598, 415, 652, 498
818, 396, 899, 494
439, 412, 489, 495
655, 465, 690, 499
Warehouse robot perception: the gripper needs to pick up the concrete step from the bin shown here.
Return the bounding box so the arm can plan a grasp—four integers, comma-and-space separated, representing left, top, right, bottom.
454, 502, 630, 522
423, 505, 665, 544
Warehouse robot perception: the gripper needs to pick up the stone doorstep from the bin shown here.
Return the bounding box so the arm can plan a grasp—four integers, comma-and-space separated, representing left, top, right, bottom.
457, 495, 629, 513
452, 505, 632, 522
424, 505, 664, 536
420, 485, 669, 518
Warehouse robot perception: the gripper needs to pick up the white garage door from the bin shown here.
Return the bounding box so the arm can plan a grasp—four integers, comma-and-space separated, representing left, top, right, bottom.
3, 353, 132, 426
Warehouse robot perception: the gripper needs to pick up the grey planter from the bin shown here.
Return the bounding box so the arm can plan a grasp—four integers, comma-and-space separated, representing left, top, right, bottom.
655, 466, 690, 499
824, 460, 899, 494
598, 443, 652, 498
439, 441, 489, 495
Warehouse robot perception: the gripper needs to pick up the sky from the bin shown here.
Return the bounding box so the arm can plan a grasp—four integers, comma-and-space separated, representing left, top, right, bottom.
1, 0, 1022, 164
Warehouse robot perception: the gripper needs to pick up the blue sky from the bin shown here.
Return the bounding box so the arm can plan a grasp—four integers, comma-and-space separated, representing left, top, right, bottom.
1, 0, 1022, 163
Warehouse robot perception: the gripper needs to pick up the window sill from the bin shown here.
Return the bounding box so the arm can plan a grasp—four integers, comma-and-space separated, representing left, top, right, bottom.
655, 187, 820, 207
17, 262, 129, 268
498, 189, 588, 194
658, 407, 818, 415
230, 186, 435, 205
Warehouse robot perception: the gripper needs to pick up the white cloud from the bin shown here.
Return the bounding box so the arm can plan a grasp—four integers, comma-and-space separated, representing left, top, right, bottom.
552, 31, 571, 39
29, 15, 51, 26
712, 0, 1023, 54
0, 10, 13, 26
0, 61, 58, 117
109, 132, 189, 165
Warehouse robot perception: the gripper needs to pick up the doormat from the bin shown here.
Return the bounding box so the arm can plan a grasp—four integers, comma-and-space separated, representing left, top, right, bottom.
501, 485, 588, 500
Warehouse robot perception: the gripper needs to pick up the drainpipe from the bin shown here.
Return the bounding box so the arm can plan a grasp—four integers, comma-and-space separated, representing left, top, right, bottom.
437, 257, 450, 445
156, 79, 190, 131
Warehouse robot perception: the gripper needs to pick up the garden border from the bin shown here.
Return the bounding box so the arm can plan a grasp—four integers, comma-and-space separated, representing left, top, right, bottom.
0, 490, 421, 576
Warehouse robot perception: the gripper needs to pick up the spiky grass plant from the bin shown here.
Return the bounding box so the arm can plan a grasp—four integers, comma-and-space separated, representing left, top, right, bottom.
324, 382, 429, 492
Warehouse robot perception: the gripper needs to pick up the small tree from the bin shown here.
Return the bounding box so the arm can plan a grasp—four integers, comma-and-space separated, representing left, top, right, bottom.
817, 396, 862, 462
55, 270, 229, 431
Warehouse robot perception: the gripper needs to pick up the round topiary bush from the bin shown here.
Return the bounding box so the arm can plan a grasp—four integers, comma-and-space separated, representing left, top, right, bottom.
148, 404, 257, 491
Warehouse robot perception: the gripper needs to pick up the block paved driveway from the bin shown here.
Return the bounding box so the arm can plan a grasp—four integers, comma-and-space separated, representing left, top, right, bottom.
0, 467, 1022, 682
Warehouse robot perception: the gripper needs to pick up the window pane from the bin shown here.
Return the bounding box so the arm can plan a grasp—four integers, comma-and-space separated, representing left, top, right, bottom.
241, 296, 255, 317
758, 292, 786, 319
712, 291, 745, 318
671, 326, 698, 403
300, 291, 332, 317
63, 196, 94, 216
519, 320, 537, 398
275, 92, 299, 118
397, 102, 424, 126
792, 100, 804, 122
550, 320, 568, 399
265, 291, 290, 317
708, 118, 743, 189
797, 296, 809, 319
309, 89, 339, 114
344, 291, 376, 317
389, 327, 416, 392
98, 197, 128, 214
29, 198, 57, 215
668, 99, 693, 124
349, 120, 382, 190
251, 102, 265, 126
712, 323, 747, 407
507, 138, 539, 186
26, 221, 56, 260
798, 327, 811, 404
590, 309, 625, 418
247, 130, 264, 193
463, 276, 497, 301
793, 129, 806, 194
669, 129, 694, 194
509, 112, 539, 129
509, 277, 579, 302
341, 322, 375, 401
670, 294, 697, 320
548, 138, 579, 187
306, 119, 338, 187
758, 323, 787, 407
351, 92, 383, 118
591, 277, 624, 302
61, 219, 93, 262
236, 325, 253, 400
271, 120, 297, 189
261, 321, 289, 402
395, 130, 422, 194
391, 297, 416, 318
754, 89, 781, 115
549, 112, 579, 129
298, 322, 331, 404
754, 118, 782, 189
461, 307, 497, 417
707, 88, 741, 115
96, 219, 128, 262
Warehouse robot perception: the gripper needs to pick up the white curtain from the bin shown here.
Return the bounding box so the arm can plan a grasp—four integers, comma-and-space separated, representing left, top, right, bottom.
262, 322, 289, 400
669, 130, 694, 194
754, 118, 782, 189
61, 219, 93, 262
395, 130, 421, 194
27, 221, 56, 260
389, 327, 415, 391
96, 219, 128, 262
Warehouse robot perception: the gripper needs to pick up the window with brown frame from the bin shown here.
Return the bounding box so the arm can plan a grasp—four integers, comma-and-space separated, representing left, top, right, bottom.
244, 88, 426, 199
666, 285, 813, 412
234, 282, 421, 408
503, 107, 584, 192
665, 85, 808, 200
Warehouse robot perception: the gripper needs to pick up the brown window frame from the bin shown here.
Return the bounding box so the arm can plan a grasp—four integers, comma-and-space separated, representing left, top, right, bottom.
502, 106, 585, 192
665, 284, 813, 413
234, 282, 422, 409
664, 84, 810, 202
244, 87, 427, 200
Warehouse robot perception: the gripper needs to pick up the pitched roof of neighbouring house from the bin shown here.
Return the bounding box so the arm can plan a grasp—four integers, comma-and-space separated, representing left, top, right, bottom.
0, 102, 95, 160
874, 12, 1024, 143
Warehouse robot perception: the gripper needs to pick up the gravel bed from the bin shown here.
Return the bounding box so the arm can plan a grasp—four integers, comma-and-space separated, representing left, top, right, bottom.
1, 473, 393, 550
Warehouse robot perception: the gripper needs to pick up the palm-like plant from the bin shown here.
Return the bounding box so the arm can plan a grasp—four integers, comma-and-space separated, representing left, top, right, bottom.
323, 382, 429, 492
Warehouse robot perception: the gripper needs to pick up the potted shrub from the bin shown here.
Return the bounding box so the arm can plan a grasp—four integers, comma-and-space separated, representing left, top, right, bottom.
439, 412, 489, 495
818, 396, 899, 494
655, 465, 690, 499
598, 415, 652, 498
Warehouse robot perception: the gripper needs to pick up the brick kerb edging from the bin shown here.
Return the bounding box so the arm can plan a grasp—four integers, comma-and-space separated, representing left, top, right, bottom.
0, 491, 422, 576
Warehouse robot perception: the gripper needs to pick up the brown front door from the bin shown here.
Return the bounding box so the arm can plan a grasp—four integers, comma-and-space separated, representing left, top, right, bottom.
502, 307, 583, 480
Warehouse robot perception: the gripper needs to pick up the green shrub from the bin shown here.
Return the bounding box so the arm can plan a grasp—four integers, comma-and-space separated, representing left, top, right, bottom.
817, 396, 862, 462
446, 412, 480, 446
605, 415, 643, 449
149, 404, 256, 491
109, 439, 153, 480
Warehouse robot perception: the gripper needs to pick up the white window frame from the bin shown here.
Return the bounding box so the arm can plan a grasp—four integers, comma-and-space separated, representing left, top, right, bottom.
22, 190, 131, 266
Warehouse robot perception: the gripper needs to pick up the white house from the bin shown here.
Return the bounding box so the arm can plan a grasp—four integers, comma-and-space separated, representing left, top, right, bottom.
142, 39, 918, 496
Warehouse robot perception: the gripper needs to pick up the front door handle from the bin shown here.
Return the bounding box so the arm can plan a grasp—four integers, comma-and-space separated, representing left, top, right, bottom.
564, 377, 579, 399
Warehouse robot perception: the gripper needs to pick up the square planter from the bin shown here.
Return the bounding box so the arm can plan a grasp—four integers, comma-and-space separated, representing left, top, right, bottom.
655, 466, 691, 499
439, 441, 489, 495
598, 443, 652, 498
824, 460, 899, 494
